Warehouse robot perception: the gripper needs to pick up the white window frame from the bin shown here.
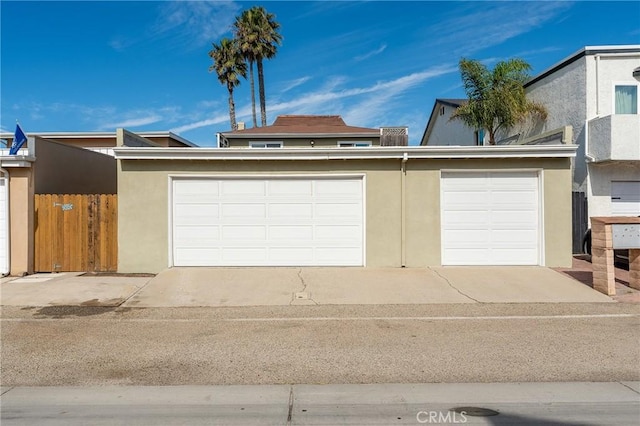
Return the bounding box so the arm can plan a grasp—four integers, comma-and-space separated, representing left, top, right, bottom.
249, 141, 283, 148
338, 141, 372, 147
612, 81, 639, 115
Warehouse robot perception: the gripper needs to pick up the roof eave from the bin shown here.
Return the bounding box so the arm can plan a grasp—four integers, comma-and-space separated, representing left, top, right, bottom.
218, 132, 380, 139
113, 145, 577, 161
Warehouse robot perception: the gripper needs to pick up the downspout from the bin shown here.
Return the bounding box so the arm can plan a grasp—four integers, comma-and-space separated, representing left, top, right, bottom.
401, 152, 408, 267
0, 168, 9, 276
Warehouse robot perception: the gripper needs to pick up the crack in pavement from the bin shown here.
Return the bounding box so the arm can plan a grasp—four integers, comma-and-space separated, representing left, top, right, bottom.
429, 267, 483, 303
290, 269, 318, 305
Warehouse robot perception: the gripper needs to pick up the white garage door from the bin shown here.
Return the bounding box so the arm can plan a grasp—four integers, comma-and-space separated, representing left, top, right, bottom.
172, 177, 364, 266
441, 171, 540, 265
611, 181, 640, 216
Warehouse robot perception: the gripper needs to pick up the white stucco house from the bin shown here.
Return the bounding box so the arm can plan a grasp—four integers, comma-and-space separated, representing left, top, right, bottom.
421, 45, 640, 252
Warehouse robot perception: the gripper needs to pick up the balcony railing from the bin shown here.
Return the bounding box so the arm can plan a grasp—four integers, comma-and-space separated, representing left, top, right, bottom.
588, 114, 640, 162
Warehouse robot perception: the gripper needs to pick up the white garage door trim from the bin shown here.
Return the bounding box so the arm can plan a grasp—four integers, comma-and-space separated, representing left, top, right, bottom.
0, 173, 8, 275
169, 174, 366, 267
440, 170, 543, 266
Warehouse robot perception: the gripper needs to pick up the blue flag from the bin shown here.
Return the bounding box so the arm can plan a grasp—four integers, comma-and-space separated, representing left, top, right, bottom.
9, 123, 27, 155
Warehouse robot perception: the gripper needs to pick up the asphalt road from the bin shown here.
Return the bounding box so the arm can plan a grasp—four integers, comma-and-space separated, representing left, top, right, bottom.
2, 303, 639, 386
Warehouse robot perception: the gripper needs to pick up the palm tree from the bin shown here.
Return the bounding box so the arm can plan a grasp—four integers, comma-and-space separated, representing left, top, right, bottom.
208, 37, 247, 131
451, 58, 547, 145
233, 8, 259, 128
234, 6, 282, 127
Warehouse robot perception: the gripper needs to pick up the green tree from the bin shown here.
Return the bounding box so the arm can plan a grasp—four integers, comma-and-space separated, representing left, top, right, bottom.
208, 37, 247, 131
451, 58, 547, 145
233, 6, 282, 127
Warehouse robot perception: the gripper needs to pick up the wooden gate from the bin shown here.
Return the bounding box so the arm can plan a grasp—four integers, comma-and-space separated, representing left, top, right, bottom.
35, 194, 117, 272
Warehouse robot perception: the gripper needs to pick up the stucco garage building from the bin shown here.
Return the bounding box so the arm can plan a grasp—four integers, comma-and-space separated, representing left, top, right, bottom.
114, 145, 577, 273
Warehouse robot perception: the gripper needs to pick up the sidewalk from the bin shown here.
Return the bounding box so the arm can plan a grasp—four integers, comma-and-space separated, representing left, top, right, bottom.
2, 382, 639, 425
0, 262, 619, 307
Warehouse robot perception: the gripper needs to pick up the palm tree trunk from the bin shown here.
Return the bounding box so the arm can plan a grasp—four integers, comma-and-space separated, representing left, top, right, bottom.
249, 60, 257, 128
228, 85, 237, 131
257, 58, 267, 126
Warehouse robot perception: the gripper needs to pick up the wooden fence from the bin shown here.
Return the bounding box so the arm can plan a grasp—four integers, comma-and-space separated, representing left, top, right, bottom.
35, 194, 117, 272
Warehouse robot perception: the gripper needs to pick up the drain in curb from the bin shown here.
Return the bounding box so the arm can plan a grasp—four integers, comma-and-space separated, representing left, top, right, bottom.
450, 407, 499, 417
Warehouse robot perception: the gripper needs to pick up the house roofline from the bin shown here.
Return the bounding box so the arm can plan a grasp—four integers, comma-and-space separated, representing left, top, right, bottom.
218, 132, 380, 139
113, 144, 577, 161
0, 130, 198, 147
525, 45, 640, 88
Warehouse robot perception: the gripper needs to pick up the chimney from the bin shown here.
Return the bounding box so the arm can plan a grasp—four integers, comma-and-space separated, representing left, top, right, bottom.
237, 121, 245, 130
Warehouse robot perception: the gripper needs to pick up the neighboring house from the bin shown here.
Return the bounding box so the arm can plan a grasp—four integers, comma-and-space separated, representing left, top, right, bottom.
113, 143, 577, 273
0, 137, 115, 276
217, 115, 408, 148
420, 45, 640, 252
0, 129, 198, 276
1, 129, 196, 157
420, 99, 487, 146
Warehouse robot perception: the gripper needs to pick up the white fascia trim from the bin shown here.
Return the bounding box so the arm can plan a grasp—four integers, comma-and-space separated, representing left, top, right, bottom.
0, 156, 35, 167
113, 145, 578, 161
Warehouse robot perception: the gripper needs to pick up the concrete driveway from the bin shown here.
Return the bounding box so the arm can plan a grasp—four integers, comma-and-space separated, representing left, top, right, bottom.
121, 266, 613, 307
1, 266, 614, 308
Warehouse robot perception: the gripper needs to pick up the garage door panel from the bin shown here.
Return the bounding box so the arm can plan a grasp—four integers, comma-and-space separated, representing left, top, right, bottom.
269, 248, 314, 261
174, 204, 219, 223
175, 248, 221, 266
221, 204, 266, 218
269, 180, 312, 196
443, 191, 490, 206
441, 172, 540, 265
221, 225, 267, 240
443, 229, 490, 243
269, 225, 314, 240
173, 180, 219, 202
315, 179, 361, 196
491, 191, 537, 205
172, 177, 364, 266
315, 225, 362, 240
269, 203, 313, 218
175, 225, 220, 241
315, 203, 362, 217
443, 249, 489, 265
222, 248, 267, 261
221, 180, 265, 196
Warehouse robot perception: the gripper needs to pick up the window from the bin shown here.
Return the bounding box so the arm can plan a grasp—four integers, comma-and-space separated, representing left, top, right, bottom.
439, 106, 445, 116
615, 85, 638, 114
474, 129, 484, 146
249, 141, 283, 148
338, 141, 372, 147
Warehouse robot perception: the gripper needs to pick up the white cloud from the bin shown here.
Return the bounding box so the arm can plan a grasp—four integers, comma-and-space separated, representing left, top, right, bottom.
426, 2, 573, 57
100, 115, 162, 130
110, 1, 240, 52
280, 76, 311, 93
354, 44, 387, 62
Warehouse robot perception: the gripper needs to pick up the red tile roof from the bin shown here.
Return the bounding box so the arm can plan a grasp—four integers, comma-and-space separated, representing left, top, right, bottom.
226, 115, 379, 135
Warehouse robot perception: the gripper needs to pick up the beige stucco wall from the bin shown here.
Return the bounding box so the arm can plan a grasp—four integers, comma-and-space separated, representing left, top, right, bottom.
9, 168, 34, 275
117, 157, 573, 273
226, 137, 380, 148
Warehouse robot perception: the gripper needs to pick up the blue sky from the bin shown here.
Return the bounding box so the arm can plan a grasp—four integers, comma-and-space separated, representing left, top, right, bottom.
1, 1, 639, 147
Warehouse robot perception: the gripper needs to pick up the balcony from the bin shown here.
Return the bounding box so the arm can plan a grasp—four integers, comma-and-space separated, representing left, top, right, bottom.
588, 114, 640, 162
